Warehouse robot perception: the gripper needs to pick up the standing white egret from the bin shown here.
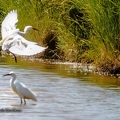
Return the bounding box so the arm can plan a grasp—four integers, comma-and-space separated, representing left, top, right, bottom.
0, 10, 47, 62
3, 71, 37, 104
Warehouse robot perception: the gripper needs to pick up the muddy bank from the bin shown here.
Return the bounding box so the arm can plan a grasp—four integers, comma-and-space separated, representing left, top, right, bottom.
61, 62, 120, 78
1, 47, 120, 78
21, 58, 120, 78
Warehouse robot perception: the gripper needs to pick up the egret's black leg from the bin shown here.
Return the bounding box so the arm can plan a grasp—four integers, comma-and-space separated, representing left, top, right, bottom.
10, 52, 17, 63
20, 98, 23, 104
23, 98, 26, 105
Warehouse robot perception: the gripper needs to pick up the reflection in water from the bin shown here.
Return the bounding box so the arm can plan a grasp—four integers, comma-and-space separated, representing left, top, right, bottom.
0, 56, 120, 120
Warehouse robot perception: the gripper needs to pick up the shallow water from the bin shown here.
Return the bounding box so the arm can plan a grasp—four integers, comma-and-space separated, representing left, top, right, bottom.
0, 56, 120, 120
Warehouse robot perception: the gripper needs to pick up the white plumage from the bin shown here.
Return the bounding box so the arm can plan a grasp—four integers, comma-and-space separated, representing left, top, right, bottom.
0, 10, 46, 57
3, 71, 37, 104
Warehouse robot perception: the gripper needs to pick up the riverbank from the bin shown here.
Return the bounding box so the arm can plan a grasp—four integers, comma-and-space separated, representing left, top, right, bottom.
19, 57, 120, 78
44, 59, 120, 78
1, 48, 120, 78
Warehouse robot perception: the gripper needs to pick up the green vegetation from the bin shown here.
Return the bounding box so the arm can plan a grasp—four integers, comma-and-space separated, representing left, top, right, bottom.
0, 0, 120, 74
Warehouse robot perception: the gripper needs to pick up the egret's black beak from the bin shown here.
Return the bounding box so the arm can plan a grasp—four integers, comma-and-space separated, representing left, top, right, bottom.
32, 27, 39, 32
3, 74, 10, 77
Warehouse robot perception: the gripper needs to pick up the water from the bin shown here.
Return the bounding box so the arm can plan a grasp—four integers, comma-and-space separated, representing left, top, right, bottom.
0, 56, 120, 120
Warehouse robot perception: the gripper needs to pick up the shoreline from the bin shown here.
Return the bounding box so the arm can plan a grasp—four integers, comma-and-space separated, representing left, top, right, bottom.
26, 58, 120, 78
1, 53, 120, 78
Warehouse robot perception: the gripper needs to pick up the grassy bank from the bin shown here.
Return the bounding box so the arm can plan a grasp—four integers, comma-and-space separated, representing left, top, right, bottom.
0, 0, 120, 74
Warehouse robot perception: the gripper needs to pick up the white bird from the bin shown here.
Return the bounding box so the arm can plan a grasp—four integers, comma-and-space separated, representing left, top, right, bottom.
3, 71, 37, 104
0, 10, 47, 62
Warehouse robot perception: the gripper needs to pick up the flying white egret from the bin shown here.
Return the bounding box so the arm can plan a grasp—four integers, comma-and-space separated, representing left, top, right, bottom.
3, 71, 37, 105
0, 10, 47, 62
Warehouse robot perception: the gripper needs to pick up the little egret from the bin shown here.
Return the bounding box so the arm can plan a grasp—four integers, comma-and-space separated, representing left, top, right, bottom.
3, 71, 37, 104
0, 10, 47, 62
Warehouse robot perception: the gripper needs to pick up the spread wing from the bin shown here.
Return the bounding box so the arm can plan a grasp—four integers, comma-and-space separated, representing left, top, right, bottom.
1, 10, 18, 39
2, 34, 46, 56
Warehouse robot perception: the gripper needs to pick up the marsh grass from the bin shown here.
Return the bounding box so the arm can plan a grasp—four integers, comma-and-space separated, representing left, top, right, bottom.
0, 0, 120, 72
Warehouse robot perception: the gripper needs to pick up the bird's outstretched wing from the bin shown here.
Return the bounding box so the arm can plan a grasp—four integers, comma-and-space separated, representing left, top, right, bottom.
2, 34, 46, 56
1, 10, 18, 39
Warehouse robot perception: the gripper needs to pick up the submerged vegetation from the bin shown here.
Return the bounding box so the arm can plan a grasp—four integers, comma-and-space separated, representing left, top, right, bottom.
0, 0, 120, 74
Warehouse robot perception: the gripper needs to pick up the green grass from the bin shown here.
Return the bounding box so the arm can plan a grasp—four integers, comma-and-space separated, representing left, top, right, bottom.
0, 0, 120, 72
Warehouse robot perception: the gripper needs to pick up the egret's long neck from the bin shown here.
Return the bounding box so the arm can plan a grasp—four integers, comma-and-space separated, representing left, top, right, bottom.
10, 74, 17, 85
10, 74, 18, 94
19, 29, 29, 35
19, 26, 32, 35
